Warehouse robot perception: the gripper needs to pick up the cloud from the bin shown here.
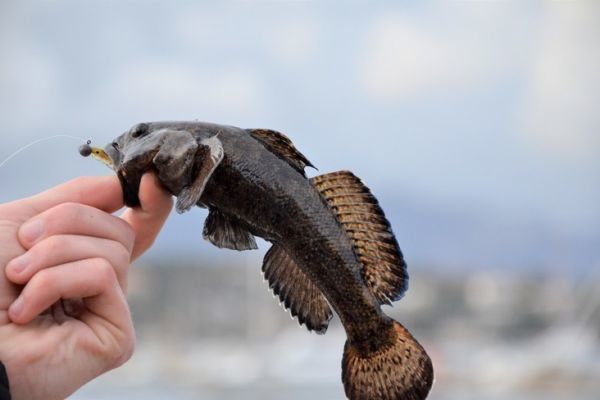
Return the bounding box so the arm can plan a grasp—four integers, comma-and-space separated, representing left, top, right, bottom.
358, 4, 600, 161
260, 17, 321, 67
357, 13, 505, 101
104, 63, 269, 122
174, 5, 322, 68
519, 1, 600, 159
0, 23, 60, 134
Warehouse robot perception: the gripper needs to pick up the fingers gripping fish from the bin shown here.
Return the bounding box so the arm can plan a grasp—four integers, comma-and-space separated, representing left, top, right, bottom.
81, 121, 434, 400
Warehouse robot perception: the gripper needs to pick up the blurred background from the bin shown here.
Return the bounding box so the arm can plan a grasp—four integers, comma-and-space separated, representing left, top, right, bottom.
1, 1, 599, 399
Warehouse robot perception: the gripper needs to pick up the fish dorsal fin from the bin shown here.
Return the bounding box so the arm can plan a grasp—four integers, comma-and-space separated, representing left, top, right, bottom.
203, 208, 258, 251
262, 243, 333, 334
246, 129, 314, 175
310, 171, 408, 304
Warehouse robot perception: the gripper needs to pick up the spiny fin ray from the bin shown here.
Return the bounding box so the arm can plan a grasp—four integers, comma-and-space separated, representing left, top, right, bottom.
246, 129, 314, 175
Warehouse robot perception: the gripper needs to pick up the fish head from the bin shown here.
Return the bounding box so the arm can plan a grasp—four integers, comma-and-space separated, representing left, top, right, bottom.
87, 122, 167, 207
83, 121, 220, 207
111, 122, 162, 206
108, 122, 162, 169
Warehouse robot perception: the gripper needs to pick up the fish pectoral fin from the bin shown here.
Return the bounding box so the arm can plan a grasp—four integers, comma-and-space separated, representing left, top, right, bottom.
310, 171, 408, 305
151, 130, 199, 212
152, 130, 199, 175
246, 128, 315, 175
202, 208, 258, 251
262, 244, 332, 334
175, 135, 224, 214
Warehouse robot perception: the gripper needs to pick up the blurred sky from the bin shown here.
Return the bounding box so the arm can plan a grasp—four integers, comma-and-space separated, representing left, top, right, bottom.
0, 0, 598, 274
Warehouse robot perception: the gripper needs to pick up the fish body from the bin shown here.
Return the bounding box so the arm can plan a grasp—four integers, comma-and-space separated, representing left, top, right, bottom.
89, 121, 433, 399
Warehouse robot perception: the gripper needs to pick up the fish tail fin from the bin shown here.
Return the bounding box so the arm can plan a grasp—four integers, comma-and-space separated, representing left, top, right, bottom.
342, 319, 433, 400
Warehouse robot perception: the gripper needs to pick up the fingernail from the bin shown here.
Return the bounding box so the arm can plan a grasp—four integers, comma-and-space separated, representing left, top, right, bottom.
8, 253, 30, 274
20, 220, 43, 243
9, 297, 24, 319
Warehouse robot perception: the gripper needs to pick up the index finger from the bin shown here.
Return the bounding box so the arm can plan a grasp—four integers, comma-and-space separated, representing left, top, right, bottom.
23, 176, 124, 215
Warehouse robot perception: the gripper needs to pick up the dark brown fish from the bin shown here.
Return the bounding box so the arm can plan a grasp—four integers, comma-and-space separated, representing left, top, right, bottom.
83, 121, 434, 400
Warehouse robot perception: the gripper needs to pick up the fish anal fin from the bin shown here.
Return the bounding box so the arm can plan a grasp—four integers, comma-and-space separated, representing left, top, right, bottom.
202, 208, 258, 251
310, 171, 408, 304
262, 244, 332, 334
246, 128, 314, 175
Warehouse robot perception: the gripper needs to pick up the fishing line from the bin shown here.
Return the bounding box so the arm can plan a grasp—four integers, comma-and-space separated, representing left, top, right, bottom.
0, 134, 89, 170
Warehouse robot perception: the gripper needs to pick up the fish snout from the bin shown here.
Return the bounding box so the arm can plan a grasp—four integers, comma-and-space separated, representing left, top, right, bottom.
104, 143, 122, 170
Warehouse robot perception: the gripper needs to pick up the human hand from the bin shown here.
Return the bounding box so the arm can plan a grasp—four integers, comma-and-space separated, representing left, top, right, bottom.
0, 174, 172, 400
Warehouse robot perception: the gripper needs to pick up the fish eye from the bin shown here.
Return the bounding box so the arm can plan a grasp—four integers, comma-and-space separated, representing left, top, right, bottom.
131, 123, 149, 138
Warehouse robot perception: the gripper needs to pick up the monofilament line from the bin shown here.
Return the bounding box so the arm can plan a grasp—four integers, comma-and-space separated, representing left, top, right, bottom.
0, 134, 89, 169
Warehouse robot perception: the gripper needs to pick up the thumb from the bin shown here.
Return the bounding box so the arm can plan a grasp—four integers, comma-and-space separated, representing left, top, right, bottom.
120, 173, 173, 261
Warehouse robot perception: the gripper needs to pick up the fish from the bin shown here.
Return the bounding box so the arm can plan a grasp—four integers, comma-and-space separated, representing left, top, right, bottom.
81, 121, 434, 400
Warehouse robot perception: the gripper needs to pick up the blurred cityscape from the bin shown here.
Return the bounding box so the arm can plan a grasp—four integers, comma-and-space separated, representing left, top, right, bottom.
73, 257, 600, 400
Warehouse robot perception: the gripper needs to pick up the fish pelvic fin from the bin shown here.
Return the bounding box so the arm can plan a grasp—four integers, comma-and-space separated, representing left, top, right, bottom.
262, 243, 332, 334
310, 171, 408, 305
203, 208, 258, 251
246, 128, 315, 175
342, 320, 433, 400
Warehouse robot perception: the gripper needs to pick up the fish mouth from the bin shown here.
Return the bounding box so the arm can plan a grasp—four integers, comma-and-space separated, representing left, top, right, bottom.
108, 147, 144, 208
88, 144, 143, 207
117, 168, 143, 208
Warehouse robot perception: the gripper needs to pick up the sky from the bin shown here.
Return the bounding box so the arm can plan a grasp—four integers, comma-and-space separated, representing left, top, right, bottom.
0, 0, 598, 274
